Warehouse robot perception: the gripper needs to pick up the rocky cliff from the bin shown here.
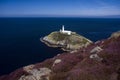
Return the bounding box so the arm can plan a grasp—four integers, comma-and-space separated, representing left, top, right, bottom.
41, 31, 92, 51
0, 31, 120, 80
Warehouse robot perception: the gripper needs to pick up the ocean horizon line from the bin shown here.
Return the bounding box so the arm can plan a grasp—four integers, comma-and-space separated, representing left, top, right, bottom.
0, 16, 120, 19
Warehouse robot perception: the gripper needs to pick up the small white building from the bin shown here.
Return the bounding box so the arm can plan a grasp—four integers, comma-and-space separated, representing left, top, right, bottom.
60, 25, 71, 35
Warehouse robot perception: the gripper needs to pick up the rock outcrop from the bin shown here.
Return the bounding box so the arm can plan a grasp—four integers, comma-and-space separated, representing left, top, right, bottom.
110, 31, 120, 39
90, 46, 103, 54
23, 65, 35, 73
52, 59, 62, 67
19, 67, 51, 80
0, 31, 120, 80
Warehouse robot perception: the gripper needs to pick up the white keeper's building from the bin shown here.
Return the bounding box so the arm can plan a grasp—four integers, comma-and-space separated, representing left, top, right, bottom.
60, 25, 71, 35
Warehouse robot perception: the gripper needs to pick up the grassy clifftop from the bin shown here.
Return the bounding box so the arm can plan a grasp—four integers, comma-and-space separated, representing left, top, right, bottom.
42, 31, 93, 51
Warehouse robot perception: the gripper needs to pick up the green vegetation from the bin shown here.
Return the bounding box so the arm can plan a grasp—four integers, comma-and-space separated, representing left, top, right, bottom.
47, 31, 91, 45
48, 32, 70, 41
82, 38, 89, 44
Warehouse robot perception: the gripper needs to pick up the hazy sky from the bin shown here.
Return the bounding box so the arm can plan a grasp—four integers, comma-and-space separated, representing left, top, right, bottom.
0, 0, 120, 17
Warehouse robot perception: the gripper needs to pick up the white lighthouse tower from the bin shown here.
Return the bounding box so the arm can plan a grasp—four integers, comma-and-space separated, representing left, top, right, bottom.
62, 25, 65, 32
60, 25, 71, 35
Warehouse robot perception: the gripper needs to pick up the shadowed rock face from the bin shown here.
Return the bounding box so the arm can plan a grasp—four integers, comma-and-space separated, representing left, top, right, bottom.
0, 31, 120, 80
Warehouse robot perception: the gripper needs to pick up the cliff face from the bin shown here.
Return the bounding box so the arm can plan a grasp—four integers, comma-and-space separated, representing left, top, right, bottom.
0, 31, 120, 80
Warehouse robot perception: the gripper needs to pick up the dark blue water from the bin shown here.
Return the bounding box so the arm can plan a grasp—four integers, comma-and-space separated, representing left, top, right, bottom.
0, 17, 120, 75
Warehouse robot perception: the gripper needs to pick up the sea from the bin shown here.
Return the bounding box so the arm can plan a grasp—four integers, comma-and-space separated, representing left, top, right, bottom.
0, 17, 120, 76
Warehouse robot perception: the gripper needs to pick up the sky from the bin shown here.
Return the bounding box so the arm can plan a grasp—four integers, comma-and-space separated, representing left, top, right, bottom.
0, 0, 120, 17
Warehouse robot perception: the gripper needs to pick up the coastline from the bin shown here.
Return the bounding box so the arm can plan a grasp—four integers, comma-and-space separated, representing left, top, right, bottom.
40, 37, 71, 51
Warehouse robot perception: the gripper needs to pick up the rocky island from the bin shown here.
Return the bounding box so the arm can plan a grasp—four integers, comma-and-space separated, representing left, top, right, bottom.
41, 25, 93, 51
0, 31, 120, 80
